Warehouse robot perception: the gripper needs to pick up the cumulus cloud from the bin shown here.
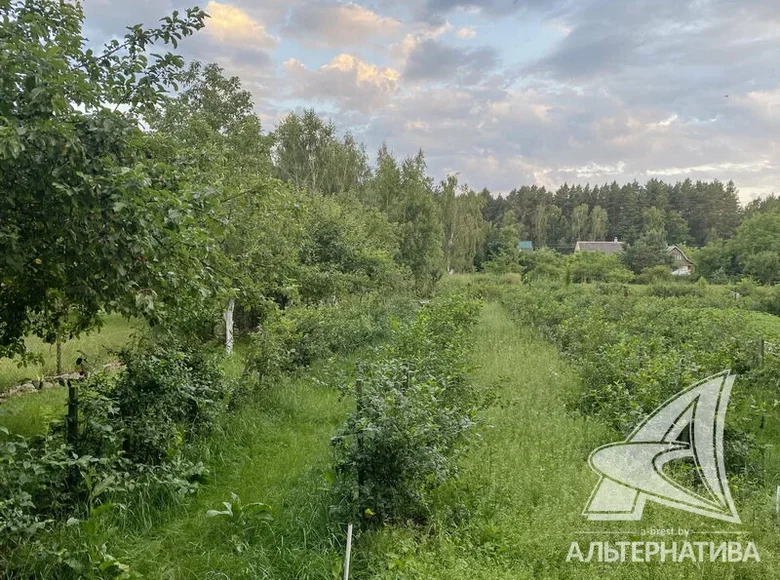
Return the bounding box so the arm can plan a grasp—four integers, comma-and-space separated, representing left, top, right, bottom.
284, 1, 401, 47
82, 0, 780, 201
285, 54, 400, 112
204, 1, 279, 49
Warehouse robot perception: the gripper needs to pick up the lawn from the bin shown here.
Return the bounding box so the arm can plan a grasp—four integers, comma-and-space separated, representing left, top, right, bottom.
0, 314, 142, 437
0, 314, 141, 392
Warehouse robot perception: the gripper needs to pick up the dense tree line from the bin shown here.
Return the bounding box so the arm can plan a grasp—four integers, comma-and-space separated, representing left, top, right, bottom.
2, 0, 778, 362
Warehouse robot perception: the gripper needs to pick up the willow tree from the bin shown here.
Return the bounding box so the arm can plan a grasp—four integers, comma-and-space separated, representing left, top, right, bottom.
438, 176, 488, 272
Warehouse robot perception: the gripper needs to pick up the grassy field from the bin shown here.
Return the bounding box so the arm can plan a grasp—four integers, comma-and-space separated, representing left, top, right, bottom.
0, 313, 141, 392
5, 295, 778, 578
93, 300, 778, 579
355, 302, 780, 579
0, 314, 141, 438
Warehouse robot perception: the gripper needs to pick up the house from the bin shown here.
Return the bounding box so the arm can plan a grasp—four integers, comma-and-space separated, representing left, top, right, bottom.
517, 240, 534, 253
667, 245, 695, 276
574, 238, 624, 255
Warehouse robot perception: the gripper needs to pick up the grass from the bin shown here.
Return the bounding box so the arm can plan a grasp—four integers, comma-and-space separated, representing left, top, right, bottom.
109, 357, 353, 579
11, 298, 779, 578
0, 313, 141, 392
353, 303, 780, 579
0, 314, 142, 438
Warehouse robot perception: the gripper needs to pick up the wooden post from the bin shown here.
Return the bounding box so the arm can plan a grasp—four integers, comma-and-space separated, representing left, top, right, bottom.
355, 379, 364, 491
56, 339, 62, 376
760, 338, 765, 367
66, 380, 78, 444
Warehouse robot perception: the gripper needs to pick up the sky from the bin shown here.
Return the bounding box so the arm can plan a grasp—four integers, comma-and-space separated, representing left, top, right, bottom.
82, 0, 780, 203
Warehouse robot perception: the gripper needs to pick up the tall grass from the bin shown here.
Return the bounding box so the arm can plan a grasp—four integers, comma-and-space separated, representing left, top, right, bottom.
354, 303, 780, 579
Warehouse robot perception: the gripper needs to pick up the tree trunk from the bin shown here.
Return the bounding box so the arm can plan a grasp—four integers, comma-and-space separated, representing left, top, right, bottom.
225, 297, 235, 356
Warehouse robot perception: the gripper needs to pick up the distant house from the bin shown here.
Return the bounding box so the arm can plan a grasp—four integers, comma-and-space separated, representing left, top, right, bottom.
517, 240, 534, 253
667, 245, 695, 276
574, 238, 624, 255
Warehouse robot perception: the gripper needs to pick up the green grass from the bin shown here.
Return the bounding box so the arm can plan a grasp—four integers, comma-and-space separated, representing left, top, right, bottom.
109, 359, 353, 579
353, 303, 780, 579
0, 387, 69, 438
0, 314, 141, 438
0, 314, 141, 392
17, 300, 779, 578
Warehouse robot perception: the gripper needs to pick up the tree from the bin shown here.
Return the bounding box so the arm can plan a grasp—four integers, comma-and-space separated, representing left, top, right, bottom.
273, 110, 369, 196
622, 229, 672, 274
0, 1, 209, 358
483, 210, 523, 274
437, 176, 487, 272
397, 157, 443, 293
571, 204, 590, 242
641, 207, 666, 233
743, 251, 780, 285
589, 205, 608, 240
730, 209, 780, 285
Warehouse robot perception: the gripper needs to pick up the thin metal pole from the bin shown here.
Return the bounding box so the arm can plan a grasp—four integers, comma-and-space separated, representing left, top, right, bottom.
343, 523, 354, 580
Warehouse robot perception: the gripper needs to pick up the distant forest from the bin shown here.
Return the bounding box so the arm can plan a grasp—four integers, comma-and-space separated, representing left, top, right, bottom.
482, 179, 765, 249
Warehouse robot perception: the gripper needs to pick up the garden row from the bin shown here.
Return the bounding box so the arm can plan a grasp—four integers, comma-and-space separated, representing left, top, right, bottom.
0, 291, 485, 578
465, 278, 780, 491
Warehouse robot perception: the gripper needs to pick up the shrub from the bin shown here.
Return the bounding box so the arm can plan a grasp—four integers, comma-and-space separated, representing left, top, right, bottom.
77, 343, 228, 465
332, 294, 484, 525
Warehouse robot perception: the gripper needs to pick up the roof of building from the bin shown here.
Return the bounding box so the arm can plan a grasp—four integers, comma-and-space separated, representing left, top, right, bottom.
666, 245, 694, 264
517, 240, 534, 249
575, 241, 624, 255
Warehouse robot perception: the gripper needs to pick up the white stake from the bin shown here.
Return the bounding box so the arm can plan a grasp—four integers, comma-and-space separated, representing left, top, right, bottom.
775, 486, 779, 521
343, 523, 354, 580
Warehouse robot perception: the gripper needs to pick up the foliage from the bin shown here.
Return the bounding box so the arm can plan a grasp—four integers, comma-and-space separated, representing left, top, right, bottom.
437, 175, 488, 273
622, 228, 672, 274
206, 493, 273, 552
567, 251, 633, 283
0, 0, 211, 358
498, 283, 780, 486
75, 343, 228, 465
332, 294, 484, 524
695, 209, 780, 285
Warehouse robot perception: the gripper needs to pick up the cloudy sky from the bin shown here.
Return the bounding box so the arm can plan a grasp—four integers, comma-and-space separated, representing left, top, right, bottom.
83, 0, 780, 202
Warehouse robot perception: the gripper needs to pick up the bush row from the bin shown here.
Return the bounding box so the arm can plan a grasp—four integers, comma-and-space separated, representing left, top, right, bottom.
331, 293, 485, 525
491, 281, 780, 486
0, 292, 417, 578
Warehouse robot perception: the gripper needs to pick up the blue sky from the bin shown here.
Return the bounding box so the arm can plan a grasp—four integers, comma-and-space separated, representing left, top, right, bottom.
83, 0, 780, 202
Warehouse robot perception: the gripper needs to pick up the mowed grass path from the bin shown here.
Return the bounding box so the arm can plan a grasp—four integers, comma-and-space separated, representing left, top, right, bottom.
114, 367, 351, 579
358, 303, 780, 579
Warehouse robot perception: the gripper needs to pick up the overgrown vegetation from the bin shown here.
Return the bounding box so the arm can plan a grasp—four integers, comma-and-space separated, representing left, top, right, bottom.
2, 2, 780, 578
332, 294, 485, 525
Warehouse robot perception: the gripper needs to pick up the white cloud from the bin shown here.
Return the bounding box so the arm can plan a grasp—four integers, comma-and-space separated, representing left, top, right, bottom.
646, 160, 773, 177
204, 1, 278, 49
285, 54, 400, 112
285, 2, 401, 47
456, 26, 477, 39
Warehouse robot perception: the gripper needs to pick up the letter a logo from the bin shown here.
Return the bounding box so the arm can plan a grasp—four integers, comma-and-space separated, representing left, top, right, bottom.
583, 371, 740, 524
